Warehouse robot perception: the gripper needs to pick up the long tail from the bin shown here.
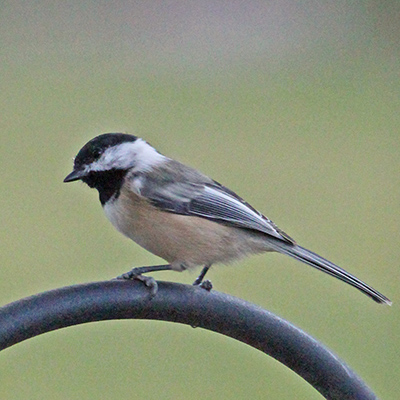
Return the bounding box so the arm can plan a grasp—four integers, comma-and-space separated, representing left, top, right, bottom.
269, 242, 391, 305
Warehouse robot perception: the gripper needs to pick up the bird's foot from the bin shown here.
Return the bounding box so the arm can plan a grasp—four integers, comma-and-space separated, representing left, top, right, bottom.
115, 265, 172, 297
192, 265, 213, 291
199, 279, 213, 291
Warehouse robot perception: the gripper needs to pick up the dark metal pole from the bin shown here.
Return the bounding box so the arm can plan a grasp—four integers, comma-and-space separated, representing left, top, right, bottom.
0, 280, 378, 399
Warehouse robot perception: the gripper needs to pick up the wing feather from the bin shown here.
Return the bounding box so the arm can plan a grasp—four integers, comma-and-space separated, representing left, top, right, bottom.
139, 164, 293, 243
190, 185, 294, 242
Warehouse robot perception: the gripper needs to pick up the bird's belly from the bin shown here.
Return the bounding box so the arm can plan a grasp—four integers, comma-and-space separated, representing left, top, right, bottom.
103, 192, 269, 270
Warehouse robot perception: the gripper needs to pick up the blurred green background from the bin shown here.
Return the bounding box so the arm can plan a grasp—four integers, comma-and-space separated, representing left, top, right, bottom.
1, 2, 399, 399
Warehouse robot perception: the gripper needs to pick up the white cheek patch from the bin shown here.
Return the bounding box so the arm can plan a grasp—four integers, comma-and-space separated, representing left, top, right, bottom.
87, 138, 166, 173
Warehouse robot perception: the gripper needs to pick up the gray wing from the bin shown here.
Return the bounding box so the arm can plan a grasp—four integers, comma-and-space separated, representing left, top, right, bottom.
139, 162, 294, 243
189, 184, 294, 242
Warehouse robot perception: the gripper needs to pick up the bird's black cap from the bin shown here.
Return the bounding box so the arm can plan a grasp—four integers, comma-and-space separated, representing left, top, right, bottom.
71, 133, 138, 171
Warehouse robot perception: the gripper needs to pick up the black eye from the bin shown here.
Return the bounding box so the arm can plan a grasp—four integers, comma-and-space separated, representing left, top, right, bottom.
89, 144, 102, 159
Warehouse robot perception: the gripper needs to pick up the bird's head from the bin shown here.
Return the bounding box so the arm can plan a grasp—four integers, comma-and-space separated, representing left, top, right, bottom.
64, 132, 164, 204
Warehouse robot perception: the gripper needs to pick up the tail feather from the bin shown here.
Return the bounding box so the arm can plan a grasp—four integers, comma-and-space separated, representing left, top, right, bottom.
270, 242, 391, 305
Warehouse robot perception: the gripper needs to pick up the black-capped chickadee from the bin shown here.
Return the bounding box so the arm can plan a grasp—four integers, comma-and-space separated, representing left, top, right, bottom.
64, 133, 391, 305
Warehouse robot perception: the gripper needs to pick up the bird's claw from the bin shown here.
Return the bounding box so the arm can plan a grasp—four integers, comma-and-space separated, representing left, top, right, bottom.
115, 268, 158, 297
199, 279, 213, 291
132, 274, 158, 297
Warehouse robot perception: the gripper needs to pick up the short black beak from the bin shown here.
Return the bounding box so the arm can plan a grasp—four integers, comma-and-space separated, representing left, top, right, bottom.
63, 169, 87, 183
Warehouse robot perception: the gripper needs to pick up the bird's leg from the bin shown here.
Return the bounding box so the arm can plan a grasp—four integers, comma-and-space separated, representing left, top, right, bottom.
117, 264, 173, 279
115, 264, 172, 296
193, 264, 213, 291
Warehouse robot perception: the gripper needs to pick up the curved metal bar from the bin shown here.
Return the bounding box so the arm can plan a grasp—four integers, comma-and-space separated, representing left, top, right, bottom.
0, 280, 377, 399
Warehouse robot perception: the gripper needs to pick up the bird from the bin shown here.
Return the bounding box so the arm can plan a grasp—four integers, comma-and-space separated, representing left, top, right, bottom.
64, 133, 391, 305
